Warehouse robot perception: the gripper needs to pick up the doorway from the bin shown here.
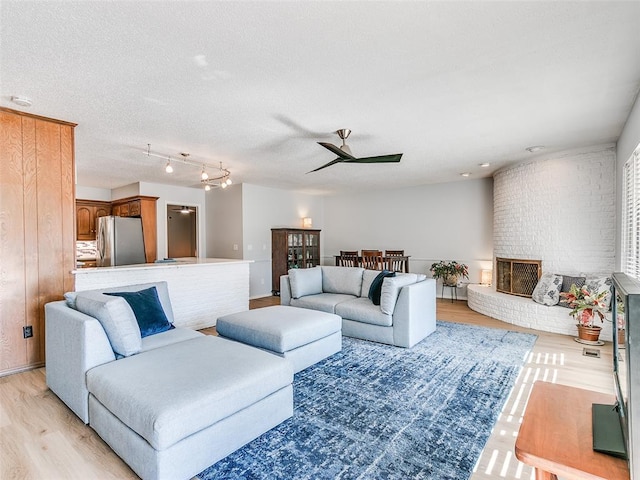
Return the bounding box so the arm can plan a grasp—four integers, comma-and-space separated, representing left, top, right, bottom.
167, 204, 198, 258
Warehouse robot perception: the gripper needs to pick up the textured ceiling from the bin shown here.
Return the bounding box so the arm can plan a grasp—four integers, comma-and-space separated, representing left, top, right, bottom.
2, 1, 639, 194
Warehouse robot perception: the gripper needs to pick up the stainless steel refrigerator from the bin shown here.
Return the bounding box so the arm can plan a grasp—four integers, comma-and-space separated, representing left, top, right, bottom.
96, 216, 146, 267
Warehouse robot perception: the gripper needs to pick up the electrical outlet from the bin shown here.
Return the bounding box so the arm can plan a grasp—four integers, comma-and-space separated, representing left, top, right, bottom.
260, 278, 265, 285
233, 244, 238, 251
23, 325, 33, 338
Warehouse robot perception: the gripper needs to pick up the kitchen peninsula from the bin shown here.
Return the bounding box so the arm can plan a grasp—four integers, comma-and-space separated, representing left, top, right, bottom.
72, 258, 252, 329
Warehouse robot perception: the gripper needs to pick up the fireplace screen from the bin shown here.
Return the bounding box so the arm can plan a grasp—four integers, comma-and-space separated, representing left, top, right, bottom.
496, 258, 542, 297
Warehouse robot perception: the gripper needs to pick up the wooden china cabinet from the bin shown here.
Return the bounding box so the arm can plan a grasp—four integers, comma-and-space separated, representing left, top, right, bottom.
271, 228, 321, 294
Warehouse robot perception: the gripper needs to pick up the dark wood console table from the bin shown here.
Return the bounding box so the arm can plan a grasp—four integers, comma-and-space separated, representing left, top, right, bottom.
515, 381, 629, 480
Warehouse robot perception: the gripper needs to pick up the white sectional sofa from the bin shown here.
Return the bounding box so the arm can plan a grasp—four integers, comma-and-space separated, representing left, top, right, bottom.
45, 281, 294, 480
280, 266, 437, 348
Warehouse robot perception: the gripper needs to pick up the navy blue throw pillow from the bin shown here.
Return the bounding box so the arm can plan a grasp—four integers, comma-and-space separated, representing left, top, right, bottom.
105, 286, 173, 338
368, 270, 396, 306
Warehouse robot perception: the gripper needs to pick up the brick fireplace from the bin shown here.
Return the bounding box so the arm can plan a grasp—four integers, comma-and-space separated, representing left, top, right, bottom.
496, 258, 541, 298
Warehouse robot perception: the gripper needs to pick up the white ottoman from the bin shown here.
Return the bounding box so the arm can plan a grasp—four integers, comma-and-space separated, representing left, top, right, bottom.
217, 305, 342, 373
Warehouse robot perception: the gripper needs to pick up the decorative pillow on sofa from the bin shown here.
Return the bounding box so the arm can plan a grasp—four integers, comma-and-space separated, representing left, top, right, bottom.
321, 266, 364, 297
557, 275, 586, 308
289, 266, 323, 299
531, 273, 563, 306
74, 292, 142, 357
105, 286, 174, 338
584, 276, 613, 310
380, 273, 419, 315
368, 270, 396, 306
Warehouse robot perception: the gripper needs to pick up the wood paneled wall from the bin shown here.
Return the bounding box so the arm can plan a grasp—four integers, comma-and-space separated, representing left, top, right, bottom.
0, 107, 76, 376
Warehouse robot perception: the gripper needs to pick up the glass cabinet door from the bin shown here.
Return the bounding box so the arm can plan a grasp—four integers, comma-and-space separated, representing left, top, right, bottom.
287, 232, 304, 269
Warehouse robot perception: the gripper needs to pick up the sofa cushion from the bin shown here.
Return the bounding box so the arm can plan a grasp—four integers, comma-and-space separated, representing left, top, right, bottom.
139, 327, 203, 353
291, 293, 357, 314
335, 297, 393, 327
64, 281, 175, 324
380, 273, 419, 315
86, 335, 293, 451
289, 267, 323, 299
368, 270, 396, 306
532, 273, 563, 306
74, 292, 142, 357
105, 286, 173, 338
217, 305, 341, 353
361, 269, 381, 297
321, 266, 364, 296
557, 275, 586, 308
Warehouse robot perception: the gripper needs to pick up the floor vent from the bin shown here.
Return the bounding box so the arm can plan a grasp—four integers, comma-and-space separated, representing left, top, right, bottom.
583, 347, 601, 358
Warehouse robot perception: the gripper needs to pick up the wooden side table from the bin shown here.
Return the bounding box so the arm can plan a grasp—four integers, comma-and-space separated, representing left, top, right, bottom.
515, 381, 629, 480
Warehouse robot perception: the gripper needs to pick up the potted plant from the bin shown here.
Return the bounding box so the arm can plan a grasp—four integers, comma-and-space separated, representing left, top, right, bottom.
430, 260, 469, 286
559, 284, 608, 342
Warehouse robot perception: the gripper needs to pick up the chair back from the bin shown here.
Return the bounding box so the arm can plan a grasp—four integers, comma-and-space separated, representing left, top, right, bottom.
361, 250, 383, 270
339, 251, 359, 267
386, 255, 407, 273
385, 249, 404, 256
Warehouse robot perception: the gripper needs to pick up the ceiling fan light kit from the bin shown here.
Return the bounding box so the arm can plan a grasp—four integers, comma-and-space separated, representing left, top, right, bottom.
309, 129, 403, 173
144, 144, 232, 190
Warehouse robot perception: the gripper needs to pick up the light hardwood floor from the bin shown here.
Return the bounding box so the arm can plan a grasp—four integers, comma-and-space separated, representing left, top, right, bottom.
0, 298, 614, 479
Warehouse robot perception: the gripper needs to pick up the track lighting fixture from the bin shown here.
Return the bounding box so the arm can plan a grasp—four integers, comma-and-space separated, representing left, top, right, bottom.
143, 144, 232, 190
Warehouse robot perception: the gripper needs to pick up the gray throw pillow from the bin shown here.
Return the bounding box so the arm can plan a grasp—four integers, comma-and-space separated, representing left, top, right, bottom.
531, 273, 563, 306
557, 275, 586, 308
75, 292, 142, 357
289, 267, 323, 299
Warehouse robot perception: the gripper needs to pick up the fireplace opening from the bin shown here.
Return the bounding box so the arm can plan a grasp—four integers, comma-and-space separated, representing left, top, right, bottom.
496, 258, 541, 297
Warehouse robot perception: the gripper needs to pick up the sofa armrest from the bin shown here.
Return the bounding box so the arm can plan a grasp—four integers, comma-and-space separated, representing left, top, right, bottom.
391, 279, 437, 348
45, 301, 116, 424
280, 275, 292, 305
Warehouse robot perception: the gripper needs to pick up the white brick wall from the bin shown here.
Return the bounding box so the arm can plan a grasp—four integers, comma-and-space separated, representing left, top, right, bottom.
469, 146, 617, 339
493, 147, 616, 274
468, 284, 613, 341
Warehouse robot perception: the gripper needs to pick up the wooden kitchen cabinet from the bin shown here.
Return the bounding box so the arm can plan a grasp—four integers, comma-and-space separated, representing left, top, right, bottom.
271, 228, 321, 294
0, 107, 76, 376
111, 196, 158, 263
76, 200, 111, 240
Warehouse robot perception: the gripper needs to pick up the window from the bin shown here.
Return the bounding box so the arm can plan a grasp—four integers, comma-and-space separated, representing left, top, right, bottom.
622, 145, 640, 279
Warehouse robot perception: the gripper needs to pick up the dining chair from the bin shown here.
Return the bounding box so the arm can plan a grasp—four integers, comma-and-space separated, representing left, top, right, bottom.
339, 250, 359, 267
386, 255, 407, 273
361, 250, 383, 270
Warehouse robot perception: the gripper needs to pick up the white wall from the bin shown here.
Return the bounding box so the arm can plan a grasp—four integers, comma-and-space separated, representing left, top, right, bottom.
206, 183, 244, 260
323, 178, 494, 298
75, 185, 111, 201
616, 91, 640, 268
137, 182, 206, 260
241, 183, 324, 298
493, 145, 616, 275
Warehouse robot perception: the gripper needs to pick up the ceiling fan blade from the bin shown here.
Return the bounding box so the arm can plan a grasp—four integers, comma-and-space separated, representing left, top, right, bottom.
345, 153, 403, 164
317, 142, 356, 160
306, 157, 345, 174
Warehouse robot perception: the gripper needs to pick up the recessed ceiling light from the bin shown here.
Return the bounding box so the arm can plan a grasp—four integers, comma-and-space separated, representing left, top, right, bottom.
525, 146, 545, 153
460, 172, 471, 177
11, 95, 32, 107
479, 163, 490, 168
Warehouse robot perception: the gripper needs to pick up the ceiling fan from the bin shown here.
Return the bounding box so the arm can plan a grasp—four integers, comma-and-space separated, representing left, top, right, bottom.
308, 129, 403, 173
169, 206, 196, 214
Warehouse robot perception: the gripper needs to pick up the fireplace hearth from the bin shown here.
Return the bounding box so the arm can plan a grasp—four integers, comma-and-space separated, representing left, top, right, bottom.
496, 258, 541, 297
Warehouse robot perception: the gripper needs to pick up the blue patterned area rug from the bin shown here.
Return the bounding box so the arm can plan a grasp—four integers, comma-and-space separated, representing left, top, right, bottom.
198, 321, 537, 480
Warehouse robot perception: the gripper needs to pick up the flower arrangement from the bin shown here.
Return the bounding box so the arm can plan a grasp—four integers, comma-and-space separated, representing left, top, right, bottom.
559, 284, 608, 326
430, 260, 469, 285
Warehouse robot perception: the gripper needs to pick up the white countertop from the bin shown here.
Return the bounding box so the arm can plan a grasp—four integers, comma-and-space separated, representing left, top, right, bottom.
72, 257, 252, 274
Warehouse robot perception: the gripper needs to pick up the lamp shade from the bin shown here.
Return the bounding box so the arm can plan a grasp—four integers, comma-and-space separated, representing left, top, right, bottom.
481, 269, 493, 285
302, 217, 312, 228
